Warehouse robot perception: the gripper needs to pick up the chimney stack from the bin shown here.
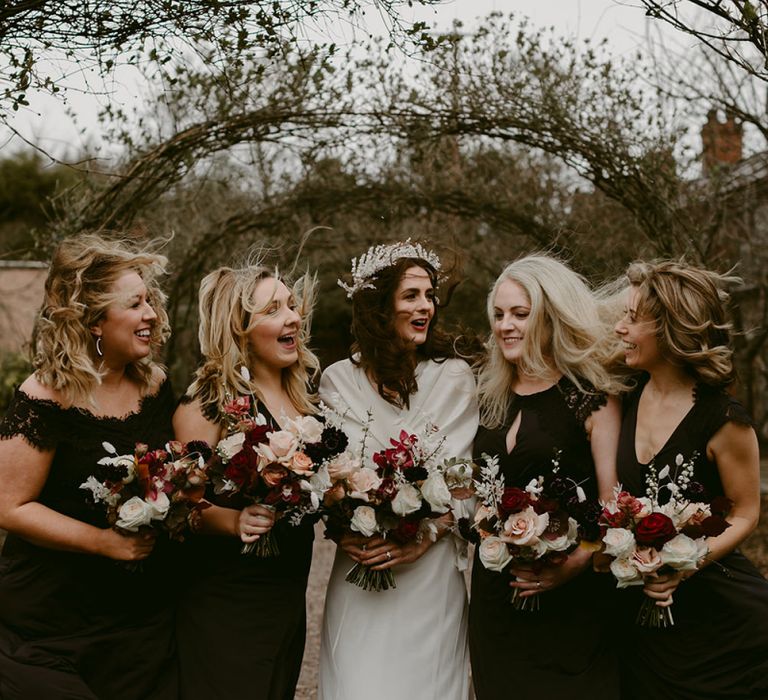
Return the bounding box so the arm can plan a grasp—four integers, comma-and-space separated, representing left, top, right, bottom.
701, 109, 743, 175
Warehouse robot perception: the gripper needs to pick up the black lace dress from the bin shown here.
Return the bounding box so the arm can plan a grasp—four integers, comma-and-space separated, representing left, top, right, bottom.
0, 381, 178, 700
175, 400, 314, 700
468, 376, 619, 700
616, 381, 768, 700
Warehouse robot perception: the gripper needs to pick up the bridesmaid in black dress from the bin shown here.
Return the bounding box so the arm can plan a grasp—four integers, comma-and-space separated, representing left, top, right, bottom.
0, 233, 177, 699
173, 264, 319, 700
469, 255, 624, 699
613, 260, 768, 699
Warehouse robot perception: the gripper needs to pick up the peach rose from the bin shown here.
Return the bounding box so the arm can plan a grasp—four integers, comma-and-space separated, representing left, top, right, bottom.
347, 468, 382, 501
290, 451, 314, 475
502, 506, 549, 546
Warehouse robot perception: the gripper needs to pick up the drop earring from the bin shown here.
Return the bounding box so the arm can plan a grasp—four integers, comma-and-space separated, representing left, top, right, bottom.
96, 337, 103, 357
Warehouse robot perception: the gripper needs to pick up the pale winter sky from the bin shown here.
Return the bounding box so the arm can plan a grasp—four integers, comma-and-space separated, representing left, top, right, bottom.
2, 0, 677, 158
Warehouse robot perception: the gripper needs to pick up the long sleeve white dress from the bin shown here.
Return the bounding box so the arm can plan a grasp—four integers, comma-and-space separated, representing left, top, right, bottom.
317, 357, 478, 700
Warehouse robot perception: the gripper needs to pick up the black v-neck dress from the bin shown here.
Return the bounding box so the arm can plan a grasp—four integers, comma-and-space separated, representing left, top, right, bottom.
468, 376, 620, 700
175, 400, 314, 700
0, 382, 178, 700
615, 380, 768, 700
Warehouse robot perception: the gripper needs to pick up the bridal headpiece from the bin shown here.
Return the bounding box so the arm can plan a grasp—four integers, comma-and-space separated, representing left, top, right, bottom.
338, 239, 442, 298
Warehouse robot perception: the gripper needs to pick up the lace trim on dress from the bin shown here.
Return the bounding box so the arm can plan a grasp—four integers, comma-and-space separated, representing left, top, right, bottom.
0, 379, 171, 451
559, 376, 608, 426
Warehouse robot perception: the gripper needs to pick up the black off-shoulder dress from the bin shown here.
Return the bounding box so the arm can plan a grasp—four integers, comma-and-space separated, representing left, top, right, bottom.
469, 376, 620, 700
175, 399, 314, 700
616, 381, 768, 700
0, 381, 178, 700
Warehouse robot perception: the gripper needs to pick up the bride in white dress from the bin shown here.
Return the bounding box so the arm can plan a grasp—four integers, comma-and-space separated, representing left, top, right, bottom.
318, 241, 479, 700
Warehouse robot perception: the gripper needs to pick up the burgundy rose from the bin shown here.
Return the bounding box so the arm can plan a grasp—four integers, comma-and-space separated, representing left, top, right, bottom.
245, 425, 271, 447
635, 512, 677, 549
500, 487, 530, 516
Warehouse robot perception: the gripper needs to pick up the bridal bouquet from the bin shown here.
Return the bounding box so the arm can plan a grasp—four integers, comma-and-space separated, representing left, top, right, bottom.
208, 390, 348, 556
598, 451, 731, 627
322, 421, 467, 592
471, 451, 601, 611
81, 439, 211, 542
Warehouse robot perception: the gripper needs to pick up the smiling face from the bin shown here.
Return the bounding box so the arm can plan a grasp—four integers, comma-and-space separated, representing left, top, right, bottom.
247, 277, 301, 371
614, 286, 663, 371
92, 270, 157, 367
392, 265, 435, 346
492, 279, 532, 365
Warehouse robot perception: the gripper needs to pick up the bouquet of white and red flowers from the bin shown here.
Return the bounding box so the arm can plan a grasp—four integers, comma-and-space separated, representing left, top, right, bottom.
471, 451, 601, 611
208, 388, 349, 556
598, 452, 731, 627
322, 421, 470, 592
81, 439, 211, 542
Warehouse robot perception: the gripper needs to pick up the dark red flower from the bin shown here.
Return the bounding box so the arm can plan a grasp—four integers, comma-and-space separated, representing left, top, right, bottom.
709, 496, 733, 517
245, 425, 271, 446
701, 514, 731, 537
392, 519, 420, 543
532, 497, 559, 515
500, 487, 530, 516
635, 512, 677, 549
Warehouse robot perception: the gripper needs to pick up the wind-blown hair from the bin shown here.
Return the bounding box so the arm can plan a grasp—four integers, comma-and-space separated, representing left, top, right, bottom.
348, 254, 463, 409
477, 254, 622, 429
626, 260, 738, 387
187, 264, 320, 420
32, 233, 169, 406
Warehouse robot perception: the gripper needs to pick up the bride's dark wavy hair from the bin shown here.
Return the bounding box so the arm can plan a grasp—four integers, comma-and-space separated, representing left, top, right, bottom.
349, 255, 471, 408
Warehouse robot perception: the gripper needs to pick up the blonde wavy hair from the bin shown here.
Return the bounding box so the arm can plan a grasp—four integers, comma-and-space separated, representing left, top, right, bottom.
477, 254, 623, 429
32, 233, 170, 406
186, 264, 320, 420
625, 260, 738, 387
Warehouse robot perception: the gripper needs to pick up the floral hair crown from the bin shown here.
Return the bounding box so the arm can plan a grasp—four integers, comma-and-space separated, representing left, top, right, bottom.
338, 239, 442, 299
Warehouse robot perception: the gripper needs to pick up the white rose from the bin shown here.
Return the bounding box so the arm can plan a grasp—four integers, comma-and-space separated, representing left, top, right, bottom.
421, 472, 451, 514
294, 416, 324, 444
347, 468, 382, 501
660, 534, 707, 571
502, 506, 548, 546
675, 503, 710, 529
350, 505, 378, 537
217, 432, 245, 460
326, 452, 361, 481
610, 557, 643, 588
603, 528, 637, 559
147, 491, 170, 521
478, 536, 513, 572
115, 496, 154, 531
391, 483, 423, 516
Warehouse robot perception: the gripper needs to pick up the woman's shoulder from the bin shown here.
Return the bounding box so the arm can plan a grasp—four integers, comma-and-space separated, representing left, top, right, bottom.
694, 382, 754, 432
18, 374, 66, 405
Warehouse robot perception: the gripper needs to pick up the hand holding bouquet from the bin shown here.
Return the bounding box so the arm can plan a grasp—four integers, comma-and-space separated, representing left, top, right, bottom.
471, 451, 601, 611
322, 422, 458, 591
598, 452, 731, 627
81, 439, 211, 546
209, 390, 348, 556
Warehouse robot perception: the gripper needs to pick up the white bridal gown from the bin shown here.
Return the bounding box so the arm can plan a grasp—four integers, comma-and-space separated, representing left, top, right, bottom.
318, 358, 478, 700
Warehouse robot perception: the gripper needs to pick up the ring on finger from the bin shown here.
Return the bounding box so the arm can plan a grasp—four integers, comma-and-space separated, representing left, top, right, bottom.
386, 551, 392, 560
536, 581, 541, 588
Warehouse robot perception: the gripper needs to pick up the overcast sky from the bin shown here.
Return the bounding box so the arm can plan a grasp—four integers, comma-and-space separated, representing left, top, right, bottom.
2, 0, 677, 158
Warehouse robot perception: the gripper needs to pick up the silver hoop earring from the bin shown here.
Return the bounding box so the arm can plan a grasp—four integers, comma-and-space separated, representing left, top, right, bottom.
96, 337, 103, 357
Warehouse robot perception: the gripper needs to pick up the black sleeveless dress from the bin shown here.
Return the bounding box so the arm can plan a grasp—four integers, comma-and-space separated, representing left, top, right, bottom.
0, 381, 178, 700
616, 380, 768, 700
468, 376, 619, 700
175, 400, 314, 700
